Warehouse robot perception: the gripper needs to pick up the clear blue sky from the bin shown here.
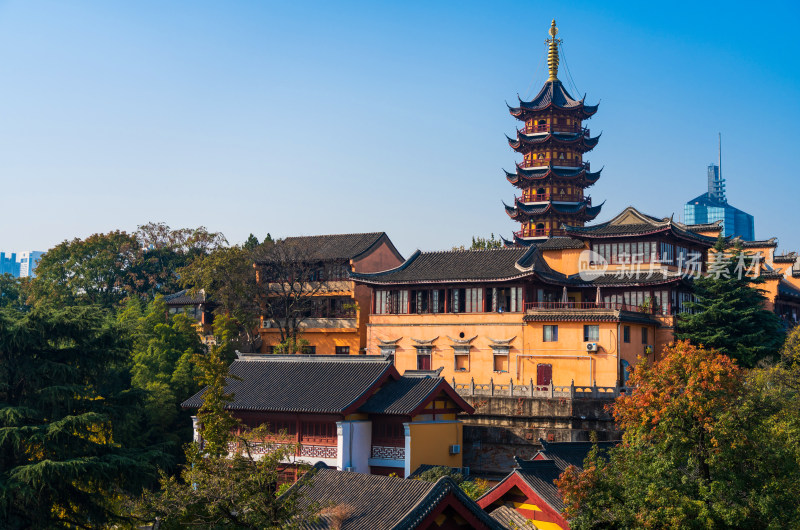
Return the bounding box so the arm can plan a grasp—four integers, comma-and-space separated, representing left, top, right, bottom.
2, 0, 798, 257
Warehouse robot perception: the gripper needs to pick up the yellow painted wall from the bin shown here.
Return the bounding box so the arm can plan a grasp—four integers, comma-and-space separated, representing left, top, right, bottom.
541, 247, 587, 276
521, 321, 621, 386
260, 329, 360, 355
367, 312, 524, 383
407, 421, 463, 472
367, 312, 662, 387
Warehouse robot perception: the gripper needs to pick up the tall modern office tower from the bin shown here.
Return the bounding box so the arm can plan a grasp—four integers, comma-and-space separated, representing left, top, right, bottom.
685, 163, 755, 240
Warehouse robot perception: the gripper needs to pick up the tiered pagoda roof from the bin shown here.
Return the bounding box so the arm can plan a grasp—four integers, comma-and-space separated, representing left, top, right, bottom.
504, 200, 604, 222
508, 79, 599, 120
507, 130, 600, 153
502, 20, 604, 243
504, 165, 602, 188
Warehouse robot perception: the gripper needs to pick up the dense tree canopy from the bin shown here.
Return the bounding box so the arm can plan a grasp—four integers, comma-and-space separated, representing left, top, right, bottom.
677, 252, 785, 367
0, 305, 170, 528
137, 345, 316, 528
557, 341, 800, 529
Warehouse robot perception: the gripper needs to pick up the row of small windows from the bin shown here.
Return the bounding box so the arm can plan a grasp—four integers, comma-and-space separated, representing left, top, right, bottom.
592, 242, 702, 265
374, 287, 523, 315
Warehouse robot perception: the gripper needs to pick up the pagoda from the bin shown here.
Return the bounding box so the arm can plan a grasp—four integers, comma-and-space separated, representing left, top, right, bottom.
504, 20, 603, 243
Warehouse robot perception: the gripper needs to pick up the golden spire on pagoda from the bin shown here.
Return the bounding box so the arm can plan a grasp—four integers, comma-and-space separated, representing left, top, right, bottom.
546, 19, 561, 82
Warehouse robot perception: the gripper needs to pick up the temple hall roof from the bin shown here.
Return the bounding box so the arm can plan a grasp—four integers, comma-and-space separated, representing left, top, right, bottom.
358, 376, 474, 415
181, 355, 396, 414
508, 79, 598, 119
163, 289, 207, 306
350, 247, 568, 286
256, 232, 402, 263
526, 439, 619, 471
286, 464, 505, 529
564, 206, 718, 246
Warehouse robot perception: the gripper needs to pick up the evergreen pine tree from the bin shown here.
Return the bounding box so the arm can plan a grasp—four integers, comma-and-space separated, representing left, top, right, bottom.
677, 251, 785, 367
0, 305, 169, 528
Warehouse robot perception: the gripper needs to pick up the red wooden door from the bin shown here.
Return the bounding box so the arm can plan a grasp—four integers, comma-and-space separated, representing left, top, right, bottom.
417, 354, 431, 370
537, 364, 552, 386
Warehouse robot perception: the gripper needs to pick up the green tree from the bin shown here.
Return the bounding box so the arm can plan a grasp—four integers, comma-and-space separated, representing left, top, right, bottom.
413, 466, 490, 500
244, 233, 260, 251
133, 222, 227, 299
677, 251, 785, 367
178, 245, 263, 352
452, 234, 504, 251
0, 305, 168, 528
28, 230, 140, 308
120, 296, 205, 451
136, 346, 317, 528
0, 273, 26, 309
557, 341, 800, 529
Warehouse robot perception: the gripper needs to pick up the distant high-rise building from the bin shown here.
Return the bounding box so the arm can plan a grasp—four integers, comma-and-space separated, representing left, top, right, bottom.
18, 251, 44, 278
0, 250, 44, 278
684, 163, 754, 240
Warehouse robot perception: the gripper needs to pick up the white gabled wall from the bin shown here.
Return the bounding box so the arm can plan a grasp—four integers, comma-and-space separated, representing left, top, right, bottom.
337, 420, 372, 473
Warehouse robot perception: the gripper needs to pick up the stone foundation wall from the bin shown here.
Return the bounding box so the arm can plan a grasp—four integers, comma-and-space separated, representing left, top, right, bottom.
459, 395, 621, 478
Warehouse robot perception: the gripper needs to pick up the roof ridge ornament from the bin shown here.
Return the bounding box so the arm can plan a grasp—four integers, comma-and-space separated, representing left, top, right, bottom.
547, 19, 561, 82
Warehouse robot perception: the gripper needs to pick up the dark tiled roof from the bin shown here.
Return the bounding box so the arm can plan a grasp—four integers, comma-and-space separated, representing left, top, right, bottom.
535, 237, 586, 250
732, 237, 778, 249
517, 462, 564, 512
505, 201, 603, 220
351, 247, 564, 286
778, 281, 800, 299
489, 506, 528, 529
774, 253, 797, 263
290, 465, 504, 529
565, 207, 718, 246
163, 289, 205, 305
508, 132, 600, 153
509, 80, 598, 119
527, 439, 619, 471
181, 355, 394, 414
523, 309, 660, 325
359, 377, 473, 415
264, 232, 401, 262
684, 221, 723, 233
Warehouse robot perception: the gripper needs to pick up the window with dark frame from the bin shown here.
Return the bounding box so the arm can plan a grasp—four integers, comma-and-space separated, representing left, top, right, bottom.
584, 325, 599, 342
642, 327, 648, 344
335, 346, 350, 355
623, 325, 630, 343
543, 325, 558, 342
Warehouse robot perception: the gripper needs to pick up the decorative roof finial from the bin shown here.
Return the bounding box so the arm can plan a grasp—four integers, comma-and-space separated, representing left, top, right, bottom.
546, 19, 561, 82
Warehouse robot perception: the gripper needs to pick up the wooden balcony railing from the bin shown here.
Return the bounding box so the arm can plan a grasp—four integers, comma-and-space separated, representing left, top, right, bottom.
513, 228, 568, 238
520, 123, 590, 136
520, 159, 589, 169
518, 193, 586, 203
524, 301, 671, 316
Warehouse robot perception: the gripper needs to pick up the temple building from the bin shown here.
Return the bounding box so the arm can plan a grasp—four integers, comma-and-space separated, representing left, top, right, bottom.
182, 354, 473, 479
256, 233, 404, 355
352, 207, 719, 388
504, 20, 603, 243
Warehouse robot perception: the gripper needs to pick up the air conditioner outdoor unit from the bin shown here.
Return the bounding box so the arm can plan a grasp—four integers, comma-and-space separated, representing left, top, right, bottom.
449, 444, 461, 455
586, 342, 598, 352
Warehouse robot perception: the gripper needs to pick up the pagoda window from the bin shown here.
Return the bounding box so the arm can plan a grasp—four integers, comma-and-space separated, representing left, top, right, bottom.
660, 242, 675, 264
559, 152, 565, 160
537, 154, 544, 160
538, 119, 546, 125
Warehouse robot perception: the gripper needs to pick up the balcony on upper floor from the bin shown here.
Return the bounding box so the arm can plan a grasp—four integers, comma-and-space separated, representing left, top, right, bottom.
520, 123, 590, 136
513, 228, 569, 239
517, 192, 588, 204
520, 159, 590, 170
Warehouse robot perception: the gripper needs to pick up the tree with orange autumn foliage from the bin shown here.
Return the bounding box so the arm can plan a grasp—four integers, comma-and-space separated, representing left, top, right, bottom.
557, 341, 800, 529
